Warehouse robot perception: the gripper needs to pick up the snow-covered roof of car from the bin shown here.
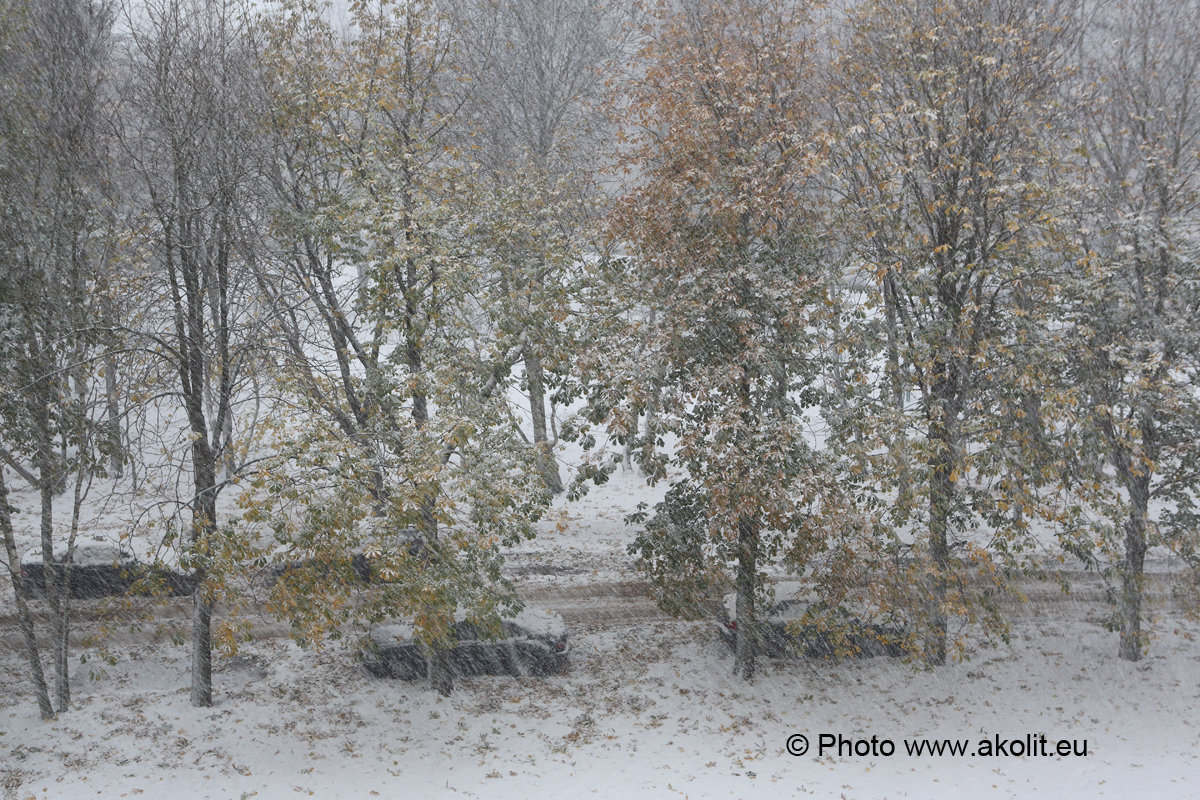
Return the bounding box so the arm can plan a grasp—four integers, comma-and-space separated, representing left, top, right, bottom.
369, 622, 416, 645
369, 607, 565, 645
22, 541, 136, 567
509, 607, 566, 637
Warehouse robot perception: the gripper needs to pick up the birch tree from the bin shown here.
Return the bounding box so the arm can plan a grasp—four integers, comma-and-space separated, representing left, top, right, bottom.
0, 0, 116, 716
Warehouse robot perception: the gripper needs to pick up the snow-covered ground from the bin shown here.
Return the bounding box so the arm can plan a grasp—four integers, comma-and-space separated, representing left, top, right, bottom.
2, 469, 1199, 798
2, 607, 1198, 799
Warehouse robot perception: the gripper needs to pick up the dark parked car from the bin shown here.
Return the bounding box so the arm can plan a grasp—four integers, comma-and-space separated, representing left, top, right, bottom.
718, 581, 906, 659
21, 543, 197, 599
362, 607, 570, 679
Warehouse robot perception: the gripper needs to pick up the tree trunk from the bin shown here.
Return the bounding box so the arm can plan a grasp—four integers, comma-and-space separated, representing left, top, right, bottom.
191, 570, 214, 706
104, 357, 123, 479
526, 352, 563, 494
0, 468, 54, 719
54, 593, 71, 712
883, 274, 912, 514
641, 368, 661, 471
428, 646, 453, 698
36, 422, 72, 709
53, 577, 72, 712
188, 400, 217, 709
925, 472, 951, 666
1119, 470, 1151, 661
406, 297, 454, 696
53, 452, 83, 712
925, 376, 957, 667
189, 438, 218, 707
0, 444, 39, 488
102, 295, 123, 480
55, 365, 92, 712
622, 428, 634, 472
733, 516, 759, 681
221, 406, 235, 480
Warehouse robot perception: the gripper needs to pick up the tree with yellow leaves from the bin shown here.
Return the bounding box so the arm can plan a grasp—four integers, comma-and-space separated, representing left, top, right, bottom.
579, 0, 853, 680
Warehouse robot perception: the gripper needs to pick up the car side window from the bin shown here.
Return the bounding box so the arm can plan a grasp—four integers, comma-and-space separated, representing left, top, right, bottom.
453, 621, 479, 640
